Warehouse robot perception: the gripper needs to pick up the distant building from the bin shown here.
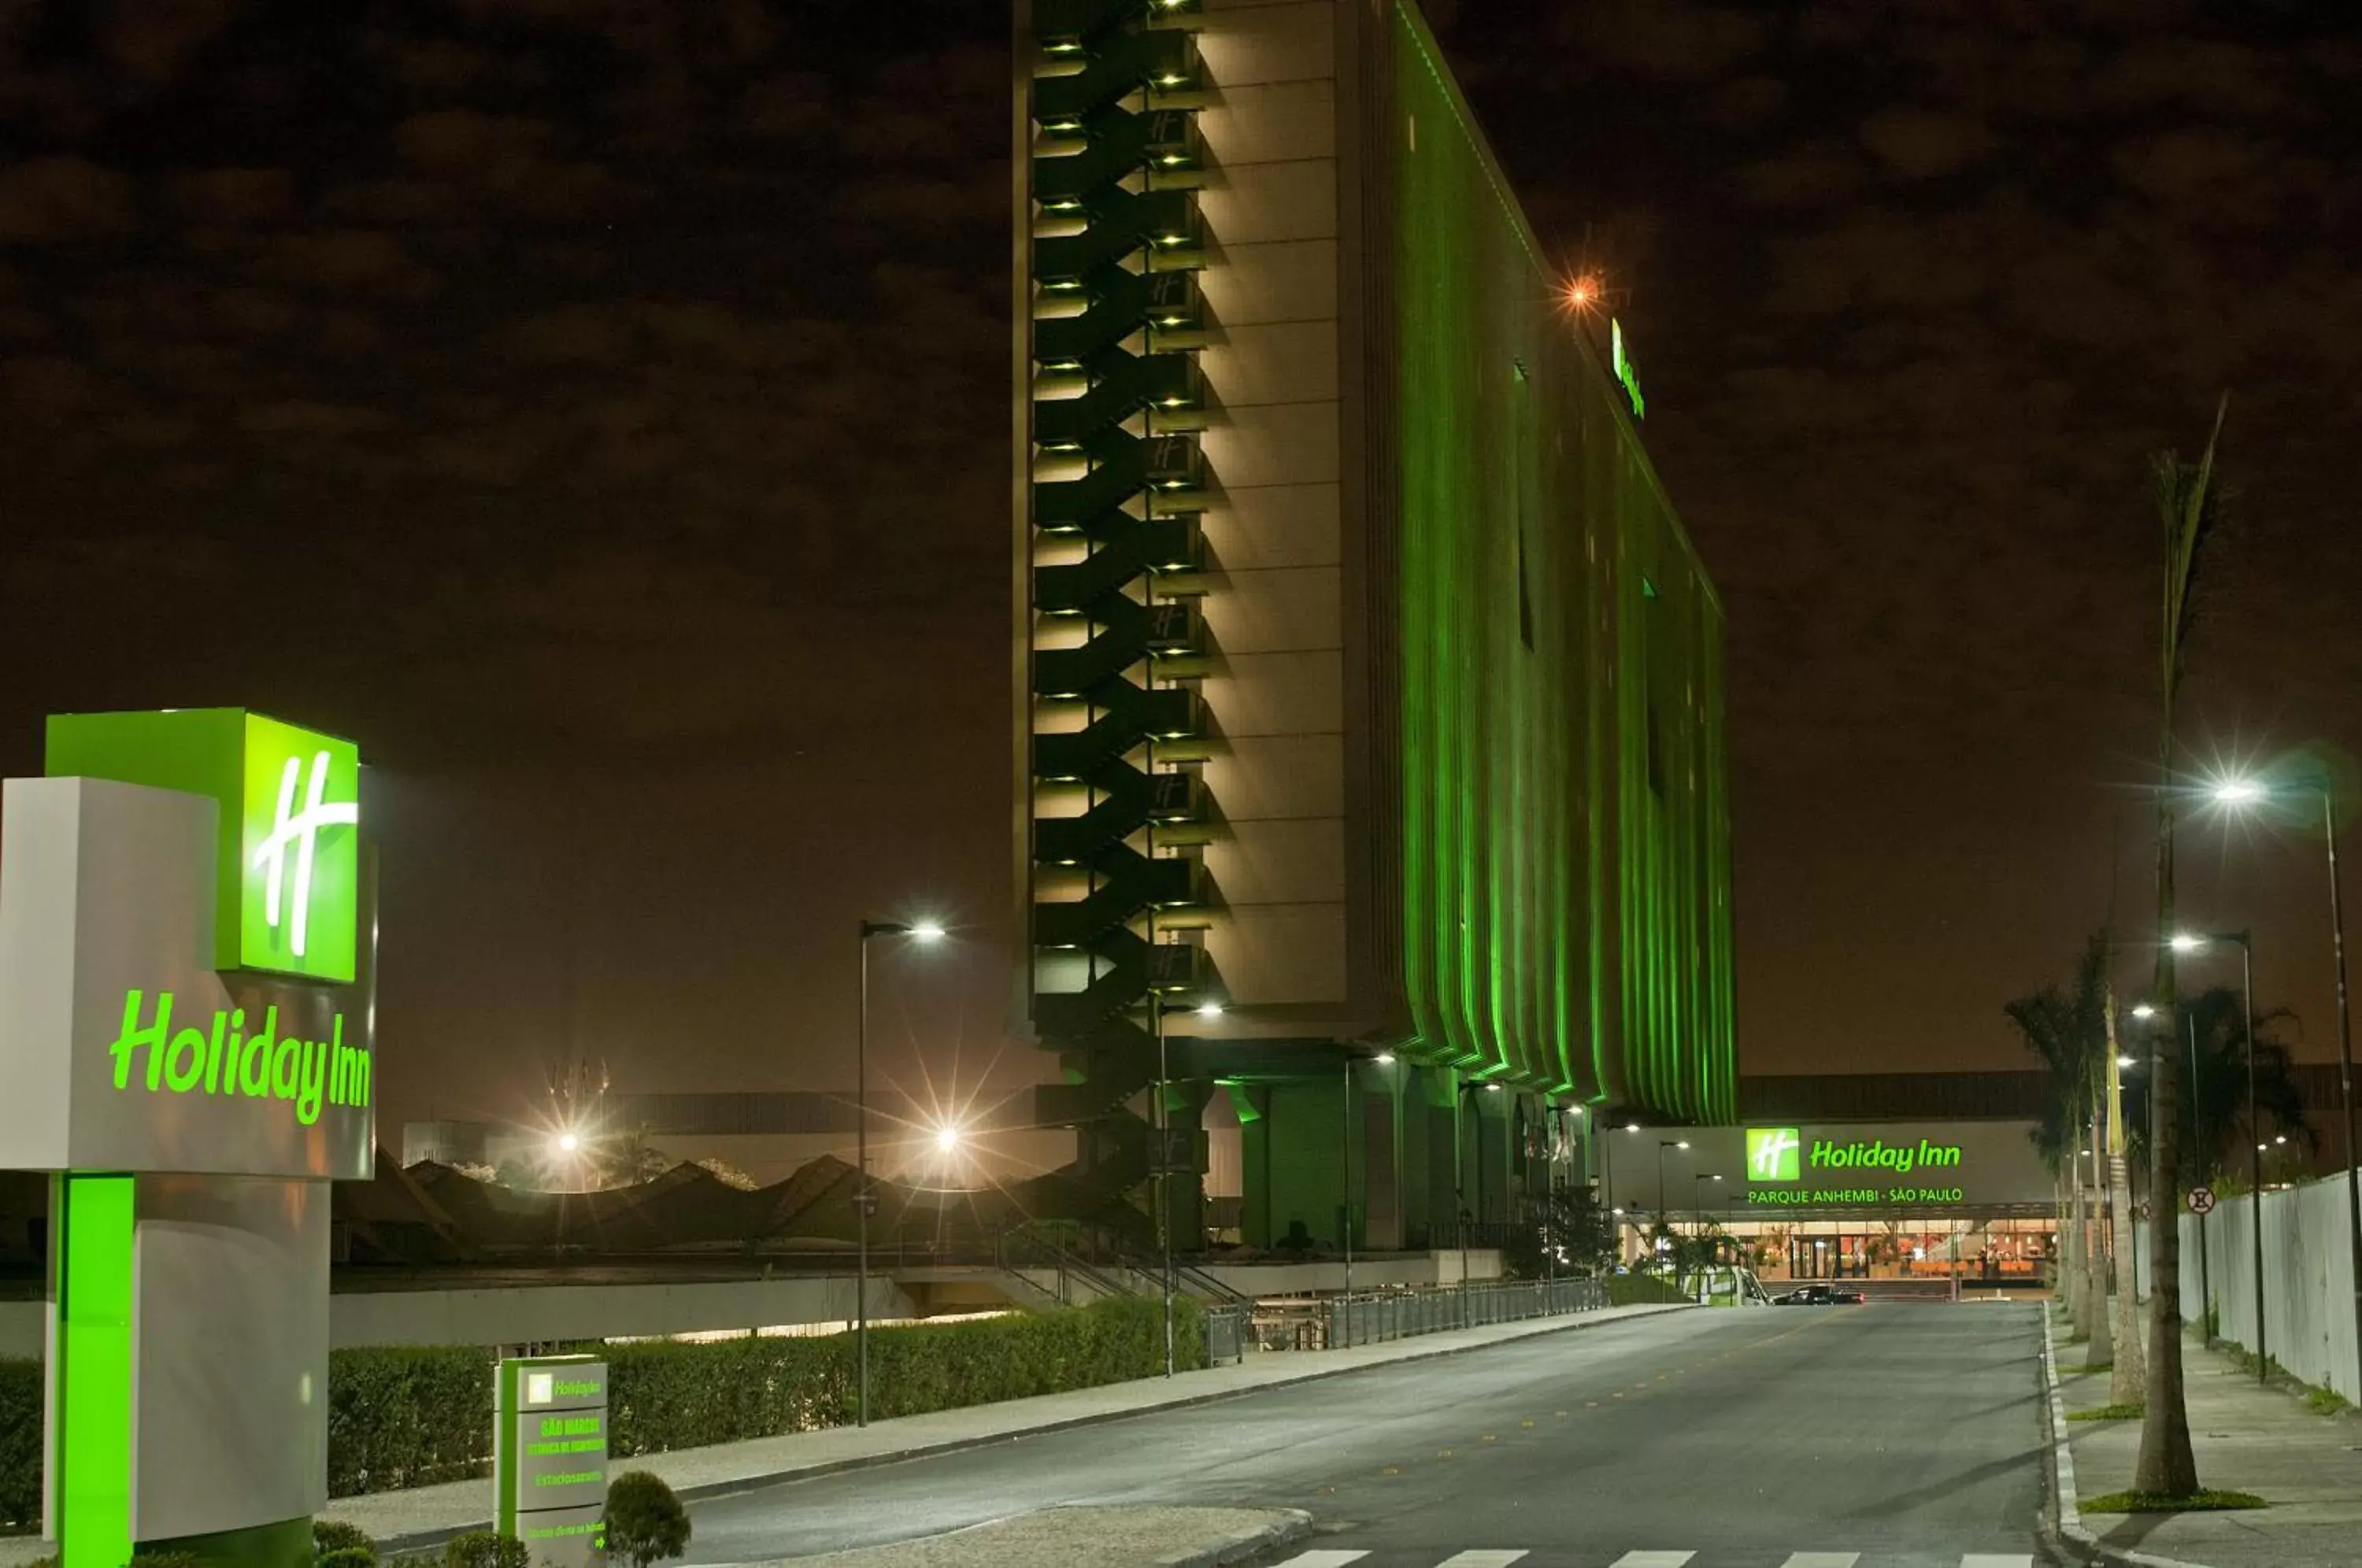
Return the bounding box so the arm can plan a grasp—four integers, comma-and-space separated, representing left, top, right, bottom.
1013, 0, 1733, 1248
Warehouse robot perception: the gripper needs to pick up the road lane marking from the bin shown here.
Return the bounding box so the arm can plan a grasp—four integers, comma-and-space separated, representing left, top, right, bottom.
1269, 1554, 1368, 1567
1609, 1554, 1695, 1567
1780, 1555, 1860, 1567
1436, 1554, 1529, 1567
1960, 1558, 2034, 1568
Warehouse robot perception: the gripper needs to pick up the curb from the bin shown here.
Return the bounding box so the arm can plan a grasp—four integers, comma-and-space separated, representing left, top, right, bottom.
374, 1303, 1691, 1555
1153, 1508, 1314, 1567
2039, 1322, 2216, 1568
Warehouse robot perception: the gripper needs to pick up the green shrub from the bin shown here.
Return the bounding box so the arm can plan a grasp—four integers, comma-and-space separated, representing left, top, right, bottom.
607, 1297, 1198, 1457
1605, 1274, 1689, 1307
0, 1299, 1201, 1510
128, 1554, 205, 1568
0, 1357, 38, 1535
439, 1532, 529, 1568
319, 1551, 376, 1568
313, 1518, 376, 1562
604, 1470, 690, 1568
327, 1346, 494, 1496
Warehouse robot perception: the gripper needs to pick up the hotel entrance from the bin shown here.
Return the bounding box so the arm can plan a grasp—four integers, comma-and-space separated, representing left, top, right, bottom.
1788, 1233, 1869, 1280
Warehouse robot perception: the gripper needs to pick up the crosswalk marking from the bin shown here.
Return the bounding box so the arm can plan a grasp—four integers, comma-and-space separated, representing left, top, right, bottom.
1285, 1550, 2027, 1566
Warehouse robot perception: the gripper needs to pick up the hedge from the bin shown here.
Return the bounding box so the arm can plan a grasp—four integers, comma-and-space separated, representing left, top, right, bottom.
607, 1296, 1199, 1455
1, 1358, 37, 1536
1605, 1274, 1692, 1307
2, 1297, 1203, 1511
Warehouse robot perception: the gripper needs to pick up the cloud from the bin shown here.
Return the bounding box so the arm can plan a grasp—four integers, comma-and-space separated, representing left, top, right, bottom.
0, 157, 134, 242
1558, 0, 1769, 80
1735, 145, 1868, 209
247, 230, 439, 296
170, 168, 298, 228
1860, 108, 1999, 179
391, 109, 630, 221
102, 0, 240, 83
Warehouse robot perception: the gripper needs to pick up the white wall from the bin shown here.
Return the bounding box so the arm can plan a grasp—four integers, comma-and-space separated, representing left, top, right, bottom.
2174, 1174, 2359, 1403
328, 1274, 914, 1349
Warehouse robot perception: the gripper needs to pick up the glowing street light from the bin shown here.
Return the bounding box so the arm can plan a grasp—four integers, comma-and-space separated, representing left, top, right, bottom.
554, 1131, 580, 1155
2208, 767, 2361, 1370
2171, 932, 2205, 953
934, 1124, 962, 1154
1194, 1001, 1224, 1019
855, 916, 947, 1426
2131, 1003, 2157, 1020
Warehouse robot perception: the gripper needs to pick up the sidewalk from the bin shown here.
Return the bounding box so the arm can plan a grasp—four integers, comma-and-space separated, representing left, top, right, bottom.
2047, 1311, 2362, 1568
749, 1504, 1311, 1568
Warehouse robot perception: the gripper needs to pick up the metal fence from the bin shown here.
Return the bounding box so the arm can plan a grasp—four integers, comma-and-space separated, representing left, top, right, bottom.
1216, 1277, 1612, 1356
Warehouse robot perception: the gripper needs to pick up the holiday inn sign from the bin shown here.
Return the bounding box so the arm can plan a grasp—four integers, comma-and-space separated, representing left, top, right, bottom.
1611, 1122, 2052, 1215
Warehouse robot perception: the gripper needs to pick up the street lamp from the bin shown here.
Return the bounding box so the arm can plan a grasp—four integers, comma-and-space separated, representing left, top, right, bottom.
2212, 771, 2361, 1376
2177, 929, 2268, 1383
1693, 1172, 1724, 1239
1656, 1140, 1690, 1255
856, 916, 944, 1426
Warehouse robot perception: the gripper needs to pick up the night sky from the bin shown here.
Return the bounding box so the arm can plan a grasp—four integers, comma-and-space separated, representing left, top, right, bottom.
3, 1, 2357, 1141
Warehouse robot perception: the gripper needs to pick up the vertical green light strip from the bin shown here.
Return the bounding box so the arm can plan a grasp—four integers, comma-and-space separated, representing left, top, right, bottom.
1389, 0, 1731, 1121
57, 1173, 133, 1568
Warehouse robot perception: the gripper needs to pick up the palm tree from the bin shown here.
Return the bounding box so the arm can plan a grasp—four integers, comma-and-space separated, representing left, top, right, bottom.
2141, 395, 2229, 1499
2126, 988, 2315, 1185
2006, 934, 2110, 1333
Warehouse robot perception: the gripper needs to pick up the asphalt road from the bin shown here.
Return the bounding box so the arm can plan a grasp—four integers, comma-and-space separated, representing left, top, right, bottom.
680, 1304, 2051, 1567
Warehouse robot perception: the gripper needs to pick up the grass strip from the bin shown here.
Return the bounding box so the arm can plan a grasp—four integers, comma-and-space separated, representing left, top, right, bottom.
2082, 1490, 2268, 1514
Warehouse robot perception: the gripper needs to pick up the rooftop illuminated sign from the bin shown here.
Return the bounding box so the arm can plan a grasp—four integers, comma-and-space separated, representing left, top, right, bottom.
1611, 318, 1646, 420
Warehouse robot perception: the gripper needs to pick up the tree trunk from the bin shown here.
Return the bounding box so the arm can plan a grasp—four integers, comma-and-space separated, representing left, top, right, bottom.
2109, 1076, 2146, 1402
2087, 1104, 2114, 1363
2071, 1143, 2095, 1338
2137, 786, 2199, 1494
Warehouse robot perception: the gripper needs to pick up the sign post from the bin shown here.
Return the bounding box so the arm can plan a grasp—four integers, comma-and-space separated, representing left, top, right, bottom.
496, 1355, 609, 1566
0, 708, 376, 1568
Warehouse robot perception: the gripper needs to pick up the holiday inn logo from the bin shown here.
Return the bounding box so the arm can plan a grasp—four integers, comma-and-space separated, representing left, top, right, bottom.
1746, 1126, 1802, 1182
241, 714, 358, 981
46, 708, 362, 983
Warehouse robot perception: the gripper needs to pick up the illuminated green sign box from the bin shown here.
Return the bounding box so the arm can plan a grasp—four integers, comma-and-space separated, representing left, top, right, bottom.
47, 709, 361, 983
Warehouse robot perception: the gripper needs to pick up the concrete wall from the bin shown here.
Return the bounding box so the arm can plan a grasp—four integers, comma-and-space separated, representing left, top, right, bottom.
2175, 1174, 2359, 1403
328, 1274, 914, 1350
1187, 0, 1351, 1032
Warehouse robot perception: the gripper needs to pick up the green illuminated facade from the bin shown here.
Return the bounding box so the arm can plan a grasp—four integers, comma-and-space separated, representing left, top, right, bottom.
1015, 0, 1733, 1242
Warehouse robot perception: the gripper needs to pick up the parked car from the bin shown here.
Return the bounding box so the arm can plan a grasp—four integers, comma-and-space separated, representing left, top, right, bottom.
1773, 1283, 1866, 1306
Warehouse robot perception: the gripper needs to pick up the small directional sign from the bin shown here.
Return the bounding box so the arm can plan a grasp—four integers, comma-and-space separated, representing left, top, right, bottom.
2188, 1186, 2216, 1215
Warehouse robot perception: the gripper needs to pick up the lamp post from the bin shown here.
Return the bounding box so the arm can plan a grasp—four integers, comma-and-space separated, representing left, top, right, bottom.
1338, 1050, 1388, 1345
1693, 1173, 1724, 1259
2213, 774, 2361, 1389
855, 917, 944, 1427
1656, 1139, 1690, 1269
2178, 930, 2265, 1383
